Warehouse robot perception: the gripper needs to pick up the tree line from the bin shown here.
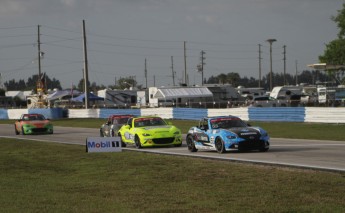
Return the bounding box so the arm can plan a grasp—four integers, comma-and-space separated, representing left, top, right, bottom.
205, 70, 330, 88
2, 69, 331, 94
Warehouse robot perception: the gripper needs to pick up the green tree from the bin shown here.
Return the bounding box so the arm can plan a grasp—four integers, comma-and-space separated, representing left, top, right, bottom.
319, 39, 345, 65
114, 77, 138, 90
226, 72, 240, 87
217, 73, 227, 84
205, 75, 218, 84
0, 88, 5, 96
5, 74, 61, 91
332, 3, 345, 39
319, 3, 345, 84
77, 79, 90, 92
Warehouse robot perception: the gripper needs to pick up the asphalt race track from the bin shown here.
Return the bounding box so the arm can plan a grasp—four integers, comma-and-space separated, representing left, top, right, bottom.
1, 124, 345, 172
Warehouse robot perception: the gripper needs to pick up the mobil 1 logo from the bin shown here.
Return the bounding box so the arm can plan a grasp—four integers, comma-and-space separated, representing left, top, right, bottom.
86, 137, 122, 153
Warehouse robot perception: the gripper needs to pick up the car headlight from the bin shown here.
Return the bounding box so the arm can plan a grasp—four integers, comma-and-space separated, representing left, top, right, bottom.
261, 131, 268, 137
227, 135, 237, 139
174, 131, 180, 135
142, 133, 151, 136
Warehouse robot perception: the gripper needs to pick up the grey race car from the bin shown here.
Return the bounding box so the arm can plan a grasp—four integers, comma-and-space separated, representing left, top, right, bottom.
100, 114, 132, 137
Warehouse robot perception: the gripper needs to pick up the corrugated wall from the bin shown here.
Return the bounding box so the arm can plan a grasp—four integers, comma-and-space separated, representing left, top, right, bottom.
99, 109, 141, 119
248, 107, 305, 122
0, 107, 344, 123
173, 108, 208, 120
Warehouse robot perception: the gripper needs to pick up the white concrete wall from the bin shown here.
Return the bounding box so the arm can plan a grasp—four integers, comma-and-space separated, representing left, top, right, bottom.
305, 107, 345, 123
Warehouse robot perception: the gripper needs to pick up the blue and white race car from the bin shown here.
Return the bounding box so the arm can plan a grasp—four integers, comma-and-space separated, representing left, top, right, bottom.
186, 116, 270, 153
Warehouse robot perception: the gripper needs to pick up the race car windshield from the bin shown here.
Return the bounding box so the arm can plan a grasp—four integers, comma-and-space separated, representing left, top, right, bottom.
210, 118, 247, 129
27, 114, 45, 120
114, 117, 130, 125
134, 118, 166, 127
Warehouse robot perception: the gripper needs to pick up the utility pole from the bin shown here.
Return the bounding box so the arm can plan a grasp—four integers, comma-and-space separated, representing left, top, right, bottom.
184, 41, 187, 85
37, 25, 42, 78
258, 44, 262, 88
295, 60, 298, 85
200, 50, 205, 86
0, 73, 3, 89
82, 20, 90, 109
283, 45, 286, 85
171, 56, 175, 86
266, 39, 277, 91
36, 25, 46, 108
145, 58, 148, 88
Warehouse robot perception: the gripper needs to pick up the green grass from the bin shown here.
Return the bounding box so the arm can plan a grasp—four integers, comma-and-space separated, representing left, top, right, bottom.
2, 118, 345, 141
0, 138, 344, 212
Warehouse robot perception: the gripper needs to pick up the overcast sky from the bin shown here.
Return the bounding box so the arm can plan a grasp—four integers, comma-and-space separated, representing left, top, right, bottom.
0, 0, 343, 89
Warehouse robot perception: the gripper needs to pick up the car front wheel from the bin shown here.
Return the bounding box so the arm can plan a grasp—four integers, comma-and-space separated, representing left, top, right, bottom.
14, 125, 19, 135
118, 133, 127, 147
259, 141, 269, 152
134, 135, 142, 149
215, 137, 226, 153
21, 127, 25, 135
186, 135, 197, 152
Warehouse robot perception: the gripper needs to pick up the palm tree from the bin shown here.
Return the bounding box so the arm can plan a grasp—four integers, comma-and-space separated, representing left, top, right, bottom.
227, 72, 240, 86
217, 73, 227, 84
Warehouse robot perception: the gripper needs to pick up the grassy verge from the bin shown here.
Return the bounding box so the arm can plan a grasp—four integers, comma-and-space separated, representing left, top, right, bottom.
0, 138, 344, 212
1, 118, 345, 141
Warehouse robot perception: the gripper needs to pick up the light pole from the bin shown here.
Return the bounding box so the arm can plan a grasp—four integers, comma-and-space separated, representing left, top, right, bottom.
266, 39, 276, 91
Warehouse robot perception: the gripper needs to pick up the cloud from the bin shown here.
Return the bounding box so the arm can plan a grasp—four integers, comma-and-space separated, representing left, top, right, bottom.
0, 0, 27, 15
61, 0, 77, 7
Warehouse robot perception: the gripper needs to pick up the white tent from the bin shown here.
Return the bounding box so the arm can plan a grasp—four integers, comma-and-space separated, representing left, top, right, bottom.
46, 89, 81, 101
5, 90, 33, 101
152, 87, 213, 99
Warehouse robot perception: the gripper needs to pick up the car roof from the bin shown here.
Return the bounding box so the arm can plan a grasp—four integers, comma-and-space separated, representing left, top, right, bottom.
203, 115, 240, 120
22, 113, 44, 117
109, 114, 132, 118
134, 116, 162, 119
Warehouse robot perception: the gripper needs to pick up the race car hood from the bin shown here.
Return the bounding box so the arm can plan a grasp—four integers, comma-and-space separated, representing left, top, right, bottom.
223, 127, 261, 137
142, 125, 174, 133
20, 120, 51, 128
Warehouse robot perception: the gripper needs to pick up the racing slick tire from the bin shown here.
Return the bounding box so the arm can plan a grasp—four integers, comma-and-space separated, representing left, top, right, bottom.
260, 147, 269, 152
259, 141, 269, 152
134, 135, 142, 149
118, 133, 127, 147
215, 137, 226, 154
14, 125, 19, 135
21, 127, 25, 135
186, 135, 198, 152
100, 129, 104, 137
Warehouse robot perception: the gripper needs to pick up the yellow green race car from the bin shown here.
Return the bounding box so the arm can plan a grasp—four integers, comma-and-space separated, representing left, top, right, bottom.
118, 116, 182, 148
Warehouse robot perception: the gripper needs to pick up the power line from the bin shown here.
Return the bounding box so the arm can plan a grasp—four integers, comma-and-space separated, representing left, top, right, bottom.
0, 26, 35, 30
41, 25, 81, 35
0, 34, 36, 39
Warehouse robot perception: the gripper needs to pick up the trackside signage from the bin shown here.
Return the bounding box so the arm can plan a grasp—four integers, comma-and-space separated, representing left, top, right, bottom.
86, 137, 122, 153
